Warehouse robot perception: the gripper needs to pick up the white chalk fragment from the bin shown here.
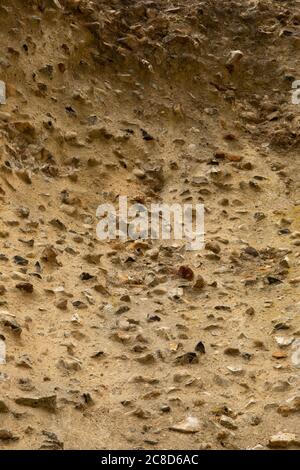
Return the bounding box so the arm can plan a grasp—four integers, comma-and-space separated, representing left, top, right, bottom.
226, 50, 244, 69
51, 0, 63, 8
0, 80, 6, 105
